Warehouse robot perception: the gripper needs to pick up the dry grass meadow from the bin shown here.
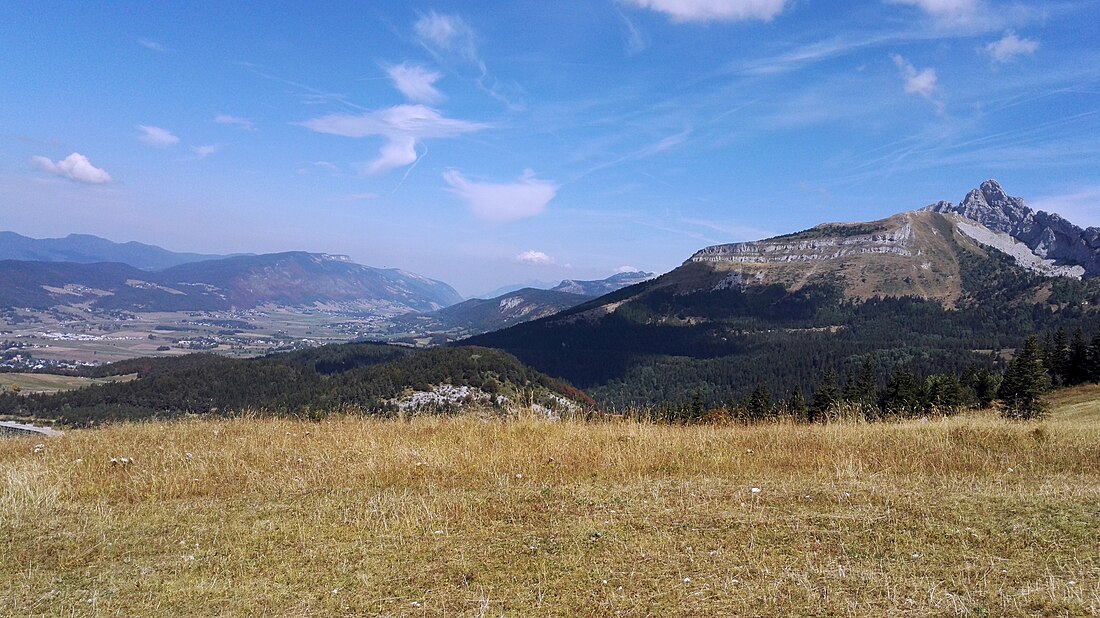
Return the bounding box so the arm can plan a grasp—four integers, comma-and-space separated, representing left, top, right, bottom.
2, 388, 1099, 616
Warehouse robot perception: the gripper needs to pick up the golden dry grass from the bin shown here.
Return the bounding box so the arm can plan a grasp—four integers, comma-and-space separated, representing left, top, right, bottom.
2, 394, 1099, 616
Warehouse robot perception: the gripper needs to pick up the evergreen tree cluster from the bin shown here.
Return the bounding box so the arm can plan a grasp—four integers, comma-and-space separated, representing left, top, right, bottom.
0, 343, 592, 427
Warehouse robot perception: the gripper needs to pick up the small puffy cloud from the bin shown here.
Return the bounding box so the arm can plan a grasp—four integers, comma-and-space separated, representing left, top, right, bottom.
516, 250, 555, 265
884, 0, 979, 24
30, 152, 112, 184
301, 104, 487, 175
984, 31, 1038, 63
892, 54, 938, 99
138, 38, 167, 53
214, 114, 256, 131
192, 145, 219, 159
414, 11, 478, 61
137, 124, 180, 148
386, 63, 445, 104
615, 265, 642, 273
444, 169, 558, 223
622, 0, 788, 23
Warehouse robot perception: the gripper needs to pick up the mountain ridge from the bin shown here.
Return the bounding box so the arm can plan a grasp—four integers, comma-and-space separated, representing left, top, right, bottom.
0, 251, 462, 313
465, 180, 1100, 407
926, 179, 1100, 276
0, 231, 244, 270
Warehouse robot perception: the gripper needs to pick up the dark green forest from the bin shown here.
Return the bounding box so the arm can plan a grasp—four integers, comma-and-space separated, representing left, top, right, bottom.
467, 254, 1100, 409
0, 343, 592, 427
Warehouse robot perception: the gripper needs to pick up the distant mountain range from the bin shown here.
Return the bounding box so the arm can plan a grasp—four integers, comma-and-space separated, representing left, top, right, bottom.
476, 271, 654, 300
0, 251, 461, 313
387, 271, 655, 340
0, 231, 241, 270
468, 180, 1100, 407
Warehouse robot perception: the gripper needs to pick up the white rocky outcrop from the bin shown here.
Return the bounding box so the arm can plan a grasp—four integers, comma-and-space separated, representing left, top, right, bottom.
690, 220, 915, 264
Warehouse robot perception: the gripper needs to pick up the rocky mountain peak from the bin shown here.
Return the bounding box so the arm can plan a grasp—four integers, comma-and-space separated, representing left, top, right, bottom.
927, 180, 1100, 277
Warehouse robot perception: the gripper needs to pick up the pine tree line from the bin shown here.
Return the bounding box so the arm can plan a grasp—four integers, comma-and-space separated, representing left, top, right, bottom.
649, 325, 1100, 425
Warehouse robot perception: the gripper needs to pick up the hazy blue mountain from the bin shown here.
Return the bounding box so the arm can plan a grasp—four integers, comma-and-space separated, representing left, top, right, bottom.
388, 287, 591, 340
0, 231, 239, 270
476, 280, 560, 299
0, 252, 462, 313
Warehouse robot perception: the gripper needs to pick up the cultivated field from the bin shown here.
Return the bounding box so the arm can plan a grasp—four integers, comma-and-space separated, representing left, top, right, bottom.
0, 372, 135, 395
2, 391, 1098, 616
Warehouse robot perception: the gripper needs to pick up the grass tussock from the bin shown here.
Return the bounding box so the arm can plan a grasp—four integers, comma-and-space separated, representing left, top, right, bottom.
2, 395, 1099, 617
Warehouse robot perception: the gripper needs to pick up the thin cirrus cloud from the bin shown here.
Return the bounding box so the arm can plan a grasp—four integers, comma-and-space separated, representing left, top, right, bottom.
386, 63, 445, 104
30, 152, 113, 184
214, 114, 256, 131
622, 0, 789, 23
300, 104, 488, 175
884, 0, 980, 24
414, 11, 479, 62
138, 38, 167, 53
443, 169, 558, 223
136, 124, 180, 148
984, 31, 1039, 63
515, 250, 555, 266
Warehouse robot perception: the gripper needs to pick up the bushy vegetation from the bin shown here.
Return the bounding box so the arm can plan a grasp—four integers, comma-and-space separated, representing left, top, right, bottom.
0, 343, 592, 427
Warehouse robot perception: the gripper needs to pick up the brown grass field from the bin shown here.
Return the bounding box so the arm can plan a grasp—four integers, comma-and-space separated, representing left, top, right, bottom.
2, 387, 1099, 616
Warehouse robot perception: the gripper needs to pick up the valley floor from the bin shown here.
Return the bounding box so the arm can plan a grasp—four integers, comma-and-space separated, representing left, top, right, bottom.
2, 390, 1099, 616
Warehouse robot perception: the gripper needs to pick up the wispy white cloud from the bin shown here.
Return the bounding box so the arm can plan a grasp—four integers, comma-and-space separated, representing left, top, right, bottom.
891, 54, 942, 110
30, 152, 113, 184
137, 124, 180, 148
615, 265, 642, 273
444, 169, 558, 223
619, 12, 649, 55
577, 128, 692, 179
516, 250, 555, 265
192, 145, 219, 160
214, 114, 256, 131
296, 160, 340, 176
622, 0, 788, 23
414, 11, 478, 62
386, 63, 445, 104
138, 38, 167, 53
739, 34, 890, 76
984, 31, 1039, 64
884, 0, 980, 25
300, 104, 488, 175
331, 192, 380, 202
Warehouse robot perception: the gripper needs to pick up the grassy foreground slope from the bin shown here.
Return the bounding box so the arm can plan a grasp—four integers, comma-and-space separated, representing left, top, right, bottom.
2, 396, 1099, 616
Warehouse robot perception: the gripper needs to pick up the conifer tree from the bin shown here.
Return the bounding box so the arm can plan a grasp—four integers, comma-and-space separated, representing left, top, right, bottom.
998, 335, 1050, 420
856, 356, 878, 405
1088, 332, 1100, 384
1067, 328, 1089, 385
746, 385, 772, 420
786, 387, 808, 421
881, 368, 921, 416
811, 369, 840, 422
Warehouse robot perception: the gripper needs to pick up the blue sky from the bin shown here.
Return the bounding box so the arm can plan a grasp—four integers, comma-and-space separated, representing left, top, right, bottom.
1, 0, 1098, 296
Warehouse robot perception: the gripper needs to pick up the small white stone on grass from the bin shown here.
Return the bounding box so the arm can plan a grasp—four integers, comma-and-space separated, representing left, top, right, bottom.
751, 487, 762, 494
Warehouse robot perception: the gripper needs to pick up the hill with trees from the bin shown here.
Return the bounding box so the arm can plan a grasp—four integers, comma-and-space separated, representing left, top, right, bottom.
466, 181, 1100, 409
